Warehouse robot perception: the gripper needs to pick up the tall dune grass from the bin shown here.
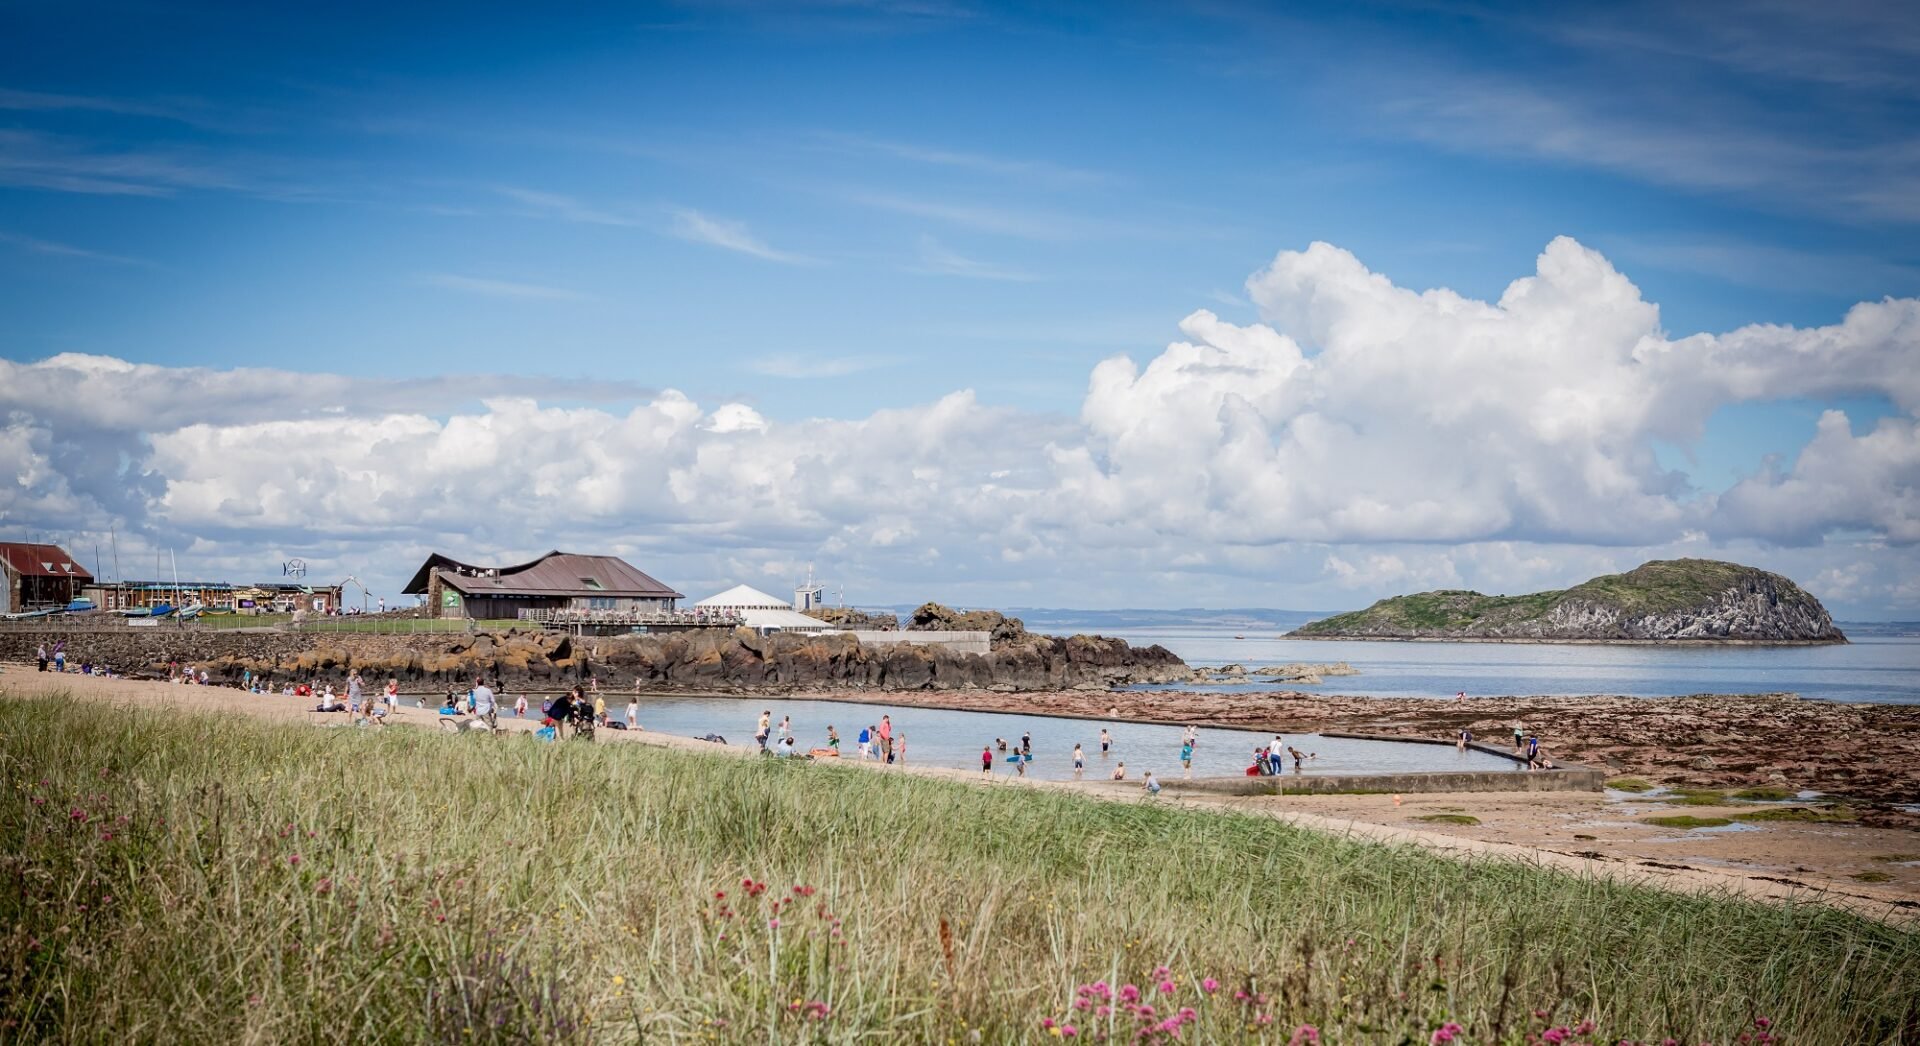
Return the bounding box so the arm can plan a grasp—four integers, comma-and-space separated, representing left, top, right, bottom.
1, 695, 1915, 1043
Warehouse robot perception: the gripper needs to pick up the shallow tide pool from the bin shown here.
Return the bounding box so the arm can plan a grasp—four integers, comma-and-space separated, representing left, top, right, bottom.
614, 695, 1520, 782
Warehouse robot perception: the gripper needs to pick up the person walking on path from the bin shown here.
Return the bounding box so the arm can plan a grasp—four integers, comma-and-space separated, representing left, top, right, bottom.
878, 715, 894, 764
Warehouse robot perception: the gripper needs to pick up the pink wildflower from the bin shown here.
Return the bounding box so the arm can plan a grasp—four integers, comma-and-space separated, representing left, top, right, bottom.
1120, 984, 1141, 1003
288, 854, 302, 866
1200, 978, 1219, 994
1158, 980, 1176, 995
1061, 1026, 1077, 1038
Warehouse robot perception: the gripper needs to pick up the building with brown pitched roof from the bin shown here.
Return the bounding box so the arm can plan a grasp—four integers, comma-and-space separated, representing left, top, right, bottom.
401, 550, 684, 620
0, 542, 94, 614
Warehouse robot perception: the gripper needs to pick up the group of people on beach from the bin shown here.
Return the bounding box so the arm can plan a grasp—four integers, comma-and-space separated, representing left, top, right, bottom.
753, 710, 907, 763
33, 641, 118, 677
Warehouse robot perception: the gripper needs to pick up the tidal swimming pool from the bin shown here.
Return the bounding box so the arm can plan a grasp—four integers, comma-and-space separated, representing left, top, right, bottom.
620, 696, 1519, 781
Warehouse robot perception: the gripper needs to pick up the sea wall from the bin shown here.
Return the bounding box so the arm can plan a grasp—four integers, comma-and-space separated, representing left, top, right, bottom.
0, 624, 1184, 693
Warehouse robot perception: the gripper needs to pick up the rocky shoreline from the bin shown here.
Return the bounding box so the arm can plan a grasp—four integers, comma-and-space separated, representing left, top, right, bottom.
781, 686, 1920, 810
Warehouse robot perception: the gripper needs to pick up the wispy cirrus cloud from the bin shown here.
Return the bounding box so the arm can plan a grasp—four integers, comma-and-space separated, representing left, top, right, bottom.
0, 87, 259, 132
493, 185, 649, 227
816, 132, 1109, 187
668, 207, 816, 264
743, 353, 896, 378
1603, 236, 1920, 297
0, 230, 153, 267
0, 128, 242, 197
908, 235, 1037, 281
418, 273, 592, 301
851, 191, 1082, 239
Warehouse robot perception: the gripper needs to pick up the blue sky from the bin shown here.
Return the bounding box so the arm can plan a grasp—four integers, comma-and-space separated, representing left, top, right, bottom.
3, 1, 1918, 615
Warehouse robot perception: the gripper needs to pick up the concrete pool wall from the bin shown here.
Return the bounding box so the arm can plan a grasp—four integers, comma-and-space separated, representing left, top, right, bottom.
1174, 731, 1605, 795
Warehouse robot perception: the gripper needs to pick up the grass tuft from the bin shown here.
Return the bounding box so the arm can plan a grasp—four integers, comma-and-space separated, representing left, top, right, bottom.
1643, 815, 1734, 829
1606, 777, 1656, 792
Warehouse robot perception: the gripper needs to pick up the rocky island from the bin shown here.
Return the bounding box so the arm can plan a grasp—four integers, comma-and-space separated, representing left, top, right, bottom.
1290, 559, 1847, 644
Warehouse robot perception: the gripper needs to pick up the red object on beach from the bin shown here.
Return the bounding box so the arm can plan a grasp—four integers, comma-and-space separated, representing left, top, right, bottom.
1244, 766, 1259, 776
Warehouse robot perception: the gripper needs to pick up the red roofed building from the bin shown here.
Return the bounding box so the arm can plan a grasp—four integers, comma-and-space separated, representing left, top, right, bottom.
0, 543, 94, 614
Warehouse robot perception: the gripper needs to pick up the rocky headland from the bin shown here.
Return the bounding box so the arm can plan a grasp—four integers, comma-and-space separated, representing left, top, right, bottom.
0, 608, 1188, 693
1291, 559, 1846, 643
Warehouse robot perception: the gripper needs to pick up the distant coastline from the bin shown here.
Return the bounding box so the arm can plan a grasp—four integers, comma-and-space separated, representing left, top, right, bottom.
1279, 634, 1846, 647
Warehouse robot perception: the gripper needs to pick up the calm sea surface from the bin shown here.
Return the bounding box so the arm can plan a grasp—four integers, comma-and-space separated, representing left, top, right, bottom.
1100, 627, 1920, 704
619, 696, 1515, 781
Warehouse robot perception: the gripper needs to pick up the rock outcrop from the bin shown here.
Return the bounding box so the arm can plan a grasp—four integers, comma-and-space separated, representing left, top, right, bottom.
1292, 559, 1846, 643
0, 623, 1188, 692
802, 606, 899, 631
907, 602, 1027, 642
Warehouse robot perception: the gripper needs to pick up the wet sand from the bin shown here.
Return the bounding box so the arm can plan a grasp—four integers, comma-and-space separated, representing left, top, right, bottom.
790, 687, 1920, 810
3, 665, 1915, 924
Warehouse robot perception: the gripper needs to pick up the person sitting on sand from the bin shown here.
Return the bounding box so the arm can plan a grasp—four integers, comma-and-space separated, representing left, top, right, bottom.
775, 735, 798, 757
1110, 762, 1126, 781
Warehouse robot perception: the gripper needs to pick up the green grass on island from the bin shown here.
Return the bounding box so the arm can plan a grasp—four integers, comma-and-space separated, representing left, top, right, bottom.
1292, 558, 1836, 639
3, 698, 1918, 1044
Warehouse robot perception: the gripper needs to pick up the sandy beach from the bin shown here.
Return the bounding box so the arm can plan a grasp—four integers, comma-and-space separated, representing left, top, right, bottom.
5, 664, 1915, 924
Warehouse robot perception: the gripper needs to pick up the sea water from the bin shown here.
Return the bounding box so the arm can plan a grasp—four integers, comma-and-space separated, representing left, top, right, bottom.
621, 696, 1516, 782
1067, 622, 1920, 704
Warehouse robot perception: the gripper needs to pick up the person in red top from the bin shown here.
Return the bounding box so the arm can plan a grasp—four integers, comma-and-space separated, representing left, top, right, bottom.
981, 745, 994, 778
877, 715, 894, 763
